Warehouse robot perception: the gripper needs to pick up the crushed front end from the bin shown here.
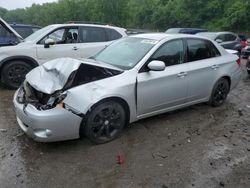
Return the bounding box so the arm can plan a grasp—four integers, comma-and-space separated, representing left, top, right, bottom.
13, 81, 83, 142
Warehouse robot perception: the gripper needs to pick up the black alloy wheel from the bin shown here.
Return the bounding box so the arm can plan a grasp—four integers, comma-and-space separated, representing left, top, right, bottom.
83, 101, 126, 144
210, 78, 230, 107
1, 61, 32, 89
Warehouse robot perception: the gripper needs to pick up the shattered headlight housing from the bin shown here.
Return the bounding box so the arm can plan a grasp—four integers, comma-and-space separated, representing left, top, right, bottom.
56, 101, 83, 116
40, 92, 67, 110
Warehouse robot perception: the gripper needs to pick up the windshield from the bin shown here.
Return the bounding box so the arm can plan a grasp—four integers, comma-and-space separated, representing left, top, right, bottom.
25, 25, 54, 41
94, 37, 157, 70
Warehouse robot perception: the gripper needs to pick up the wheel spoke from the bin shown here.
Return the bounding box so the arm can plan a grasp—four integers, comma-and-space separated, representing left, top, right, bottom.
111, 122, 121, 129
111, 112, 120, 120
91, 121, 101, 129
105, 126, 112, 138
95, 125, 105, 137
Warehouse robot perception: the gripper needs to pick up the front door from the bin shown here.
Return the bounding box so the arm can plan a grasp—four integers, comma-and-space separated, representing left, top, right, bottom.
137, 39, 188, 116
36, 27, 80, 63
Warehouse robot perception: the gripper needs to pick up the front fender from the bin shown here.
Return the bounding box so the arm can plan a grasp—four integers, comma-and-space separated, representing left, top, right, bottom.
63, 81, 137, 123
0, 56, 39, 69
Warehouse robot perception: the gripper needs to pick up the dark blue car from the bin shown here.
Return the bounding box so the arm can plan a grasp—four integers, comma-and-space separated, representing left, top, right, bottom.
0, 18, 41, 46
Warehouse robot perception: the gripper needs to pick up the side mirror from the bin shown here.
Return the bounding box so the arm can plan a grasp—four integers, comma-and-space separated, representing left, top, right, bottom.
215, 39, 223, 43
44, 38, 55, 48
147, 60, 165, 71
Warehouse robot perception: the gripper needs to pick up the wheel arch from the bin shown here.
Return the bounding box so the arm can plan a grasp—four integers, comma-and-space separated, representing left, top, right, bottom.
221, 75, 231, 89
0, 56, 39, 77
88, 97, 131, 125
79, 96, 131, 138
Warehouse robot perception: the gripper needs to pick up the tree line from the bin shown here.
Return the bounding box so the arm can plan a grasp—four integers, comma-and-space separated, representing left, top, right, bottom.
0, 0, 249, 34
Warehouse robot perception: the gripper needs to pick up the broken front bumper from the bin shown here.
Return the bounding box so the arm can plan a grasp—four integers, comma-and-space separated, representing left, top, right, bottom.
13, 90, 83, 142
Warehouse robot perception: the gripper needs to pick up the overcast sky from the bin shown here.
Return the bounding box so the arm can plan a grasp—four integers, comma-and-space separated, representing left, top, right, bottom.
0, 0, 57, 10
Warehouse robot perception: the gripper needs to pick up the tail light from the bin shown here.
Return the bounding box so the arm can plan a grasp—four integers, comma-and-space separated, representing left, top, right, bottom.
236, 58, 241, 66
248, 55, 250, 62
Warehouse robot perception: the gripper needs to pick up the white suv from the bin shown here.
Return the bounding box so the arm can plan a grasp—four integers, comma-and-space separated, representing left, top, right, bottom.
0, 20, 127, 88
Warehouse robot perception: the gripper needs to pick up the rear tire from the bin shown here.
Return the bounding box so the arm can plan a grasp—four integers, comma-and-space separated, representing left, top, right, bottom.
209, 78, 230, 107
248, 70, 250, 75
1, 61, 32, 89
83, 101, 126, 144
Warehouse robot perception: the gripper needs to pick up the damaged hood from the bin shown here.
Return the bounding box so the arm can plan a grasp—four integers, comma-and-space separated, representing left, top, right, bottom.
25, 57, 122, 94
26, 58, 82, 94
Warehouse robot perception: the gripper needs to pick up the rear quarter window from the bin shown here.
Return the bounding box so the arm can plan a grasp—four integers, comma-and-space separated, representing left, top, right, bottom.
225, 34, 237, 42
105, 28, 122, 41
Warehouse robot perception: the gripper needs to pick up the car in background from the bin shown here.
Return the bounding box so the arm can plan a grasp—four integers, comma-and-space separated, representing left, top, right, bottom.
196, 32, 242, 53
246, 55, 250, 75
241, 38, 250, 58
166, 28, 208, 34
10, 23, 41, 38
0, 19, 41, 47
13, 33, 241, 143
0, 22, 127, 89
0, 17, 23, 46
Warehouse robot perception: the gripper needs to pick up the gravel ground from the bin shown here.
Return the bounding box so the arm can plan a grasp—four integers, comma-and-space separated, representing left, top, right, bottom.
0, 60, 250, 188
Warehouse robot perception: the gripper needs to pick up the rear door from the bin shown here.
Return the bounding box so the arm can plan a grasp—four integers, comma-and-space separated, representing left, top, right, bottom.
137, 39, 188, 116
185, 38, 222, 102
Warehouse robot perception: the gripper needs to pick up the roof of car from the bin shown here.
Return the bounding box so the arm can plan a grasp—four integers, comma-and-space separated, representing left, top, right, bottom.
9, 23, 41, 28
130, 33, 206, 41
197, 31, 238, 39
48, 23, 125, 30
198, 31, 236, 35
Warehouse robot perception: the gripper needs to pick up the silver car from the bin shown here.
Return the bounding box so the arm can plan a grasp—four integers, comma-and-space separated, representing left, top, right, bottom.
13, 33, 241, 144
196, 32, 242, 53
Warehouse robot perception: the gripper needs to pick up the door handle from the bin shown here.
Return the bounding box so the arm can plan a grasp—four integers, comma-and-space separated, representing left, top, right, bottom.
72, 47, 79, 51
177, 72, 187, 78
211, 64, 219, 69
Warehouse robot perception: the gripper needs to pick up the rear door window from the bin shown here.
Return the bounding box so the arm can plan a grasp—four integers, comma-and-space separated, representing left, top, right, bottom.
187, 39, 220, 62
216, 34, 226, 42
225, 34, 236, 42
79, 26, 107, 43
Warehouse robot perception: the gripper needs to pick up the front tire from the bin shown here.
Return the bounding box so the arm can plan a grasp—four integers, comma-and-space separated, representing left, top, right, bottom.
83, 101, 126, 144
209, 78, 230, 107
248, 70, 250, 75
1, 61, 32, 89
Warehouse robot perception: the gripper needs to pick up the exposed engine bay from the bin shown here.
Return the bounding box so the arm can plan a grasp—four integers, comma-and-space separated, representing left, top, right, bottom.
16, 58, 122, 110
